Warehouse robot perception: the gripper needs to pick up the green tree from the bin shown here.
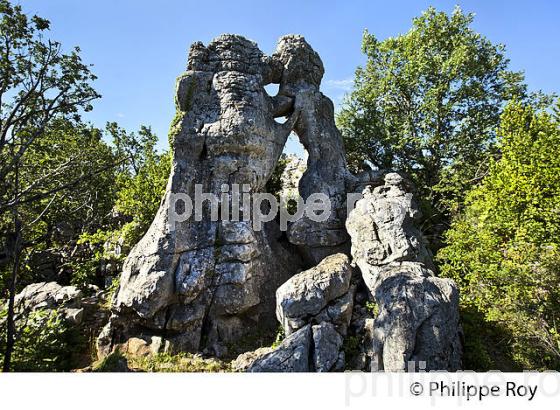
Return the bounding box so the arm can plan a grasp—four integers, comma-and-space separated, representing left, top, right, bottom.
109, 122, 170, 237
0, 1, 171, 371
0, 121, 170, 371
0, 0, 104, 371
76, 124, 171, 286
337, 7, 532, 245
438, 101, 560, 370
0, 120, 120, 289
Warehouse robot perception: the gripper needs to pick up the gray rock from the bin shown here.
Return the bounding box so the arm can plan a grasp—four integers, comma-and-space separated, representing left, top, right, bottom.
95, 33, 462, 374
241, 321, 345, 372
276, 253, 353, 335
346, 173, 435, 291
237, 252, 353, 373
232, 346, 273, 372
14, 281, 82, 312
278, 154, 306, 200
100, 34, 344, 357
275, 36, 352, 265
247, 325, 312, 372
312, 322, 344, 372
64, 307, 85, 326
246, 253, 353, 373
313, 286, 355, 336
346, 173, 462, 371
1, 282, 86, 331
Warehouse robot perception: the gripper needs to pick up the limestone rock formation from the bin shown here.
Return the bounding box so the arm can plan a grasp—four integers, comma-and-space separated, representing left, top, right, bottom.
311, 321, 345, 372
278, 154, 306, 200
346, 173, 462, 371
276, 36, 353, 265
247, 325, 312, 372
239, 254, 351, 372
99, 34, 297, 357
245, 321, 344, 372
231, 346, 273, 372
276, 253, 354, 336
13, 281, 84, 325
97, 33, 462, 372
98, 34, 351, 358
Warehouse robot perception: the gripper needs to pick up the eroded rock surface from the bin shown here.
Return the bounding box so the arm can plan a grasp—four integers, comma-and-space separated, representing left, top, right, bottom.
98, 34, 350, 358
247, 325, 312, 372
244, 321, 344, 372
276, 36, 353, 265
276, 253, 354, 336
312, 321, 345, 372
13, 281, 84, 325
98, 35, 303, 357
278, 154, 306, 200
97, 33, 462, 372
231, 346, 274, 372
346, 173, 462, 371
241, 254, 352, 372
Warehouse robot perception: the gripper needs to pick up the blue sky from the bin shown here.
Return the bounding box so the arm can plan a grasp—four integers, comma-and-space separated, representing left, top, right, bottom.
18, 0, 560, 154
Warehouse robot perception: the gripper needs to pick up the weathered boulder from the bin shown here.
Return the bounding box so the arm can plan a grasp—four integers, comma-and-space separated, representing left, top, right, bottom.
244, 321, 343, 372
276, 253, 354, 336
232, 346, 274, 372
240, 254, 353, 372
119, 336, 165, 357
312, 321, 344, 372
13, 281, 84, 325
346, 173, 462, 371
247, 325, 312, 372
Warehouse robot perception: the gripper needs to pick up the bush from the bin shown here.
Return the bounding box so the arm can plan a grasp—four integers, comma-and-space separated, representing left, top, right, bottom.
0, 308, 83, 371
438, 101, 560, 370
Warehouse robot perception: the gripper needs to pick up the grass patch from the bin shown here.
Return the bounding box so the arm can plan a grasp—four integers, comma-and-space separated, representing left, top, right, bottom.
128, 352, 231, 372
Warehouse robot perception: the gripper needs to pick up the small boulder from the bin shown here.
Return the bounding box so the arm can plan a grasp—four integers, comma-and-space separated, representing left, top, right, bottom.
63, 307, 84, 326
247, 325, 312, 372
312, 322, 344, 372
241, 321, 346, 372
15, 282, 82, 312
232, 347, 273, 372
276, 253, 353, 335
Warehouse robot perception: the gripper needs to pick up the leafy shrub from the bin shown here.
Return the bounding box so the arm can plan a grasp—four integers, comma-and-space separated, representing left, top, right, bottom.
0, 308, 83, 371
438, 101, 560, 370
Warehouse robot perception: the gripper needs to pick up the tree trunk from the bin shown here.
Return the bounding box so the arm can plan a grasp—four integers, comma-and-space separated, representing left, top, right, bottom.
2, 220, 21, 372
